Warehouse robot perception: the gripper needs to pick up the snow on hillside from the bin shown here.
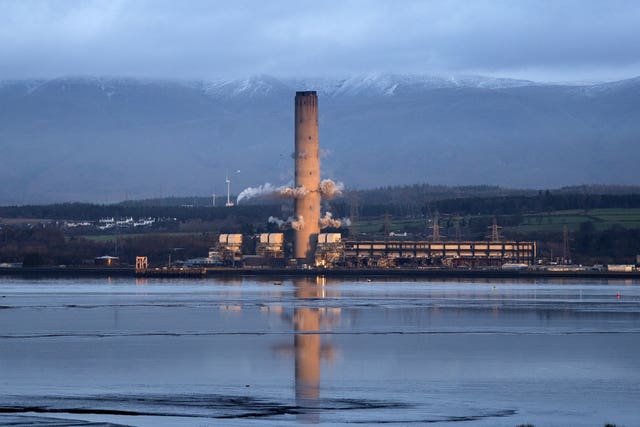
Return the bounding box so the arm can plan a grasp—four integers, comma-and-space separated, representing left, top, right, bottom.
198, 73, 538, 99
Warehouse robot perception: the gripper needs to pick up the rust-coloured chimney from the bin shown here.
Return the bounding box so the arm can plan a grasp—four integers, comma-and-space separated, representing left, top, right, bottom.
294, 91, 321, 261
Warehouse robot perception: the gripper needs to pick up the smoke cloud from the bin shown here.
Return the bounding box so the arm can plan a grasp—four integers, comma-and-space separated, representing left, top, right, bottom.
280, 186, 309, 199
320, 179, 344, 199
268, 215, 305, 230
237, 182, 316, 204
268, 216, 285, 227
319, 212, 342, 229
290, 215, 304, 231
238, 178, 345, 212
237, 183, 279, 204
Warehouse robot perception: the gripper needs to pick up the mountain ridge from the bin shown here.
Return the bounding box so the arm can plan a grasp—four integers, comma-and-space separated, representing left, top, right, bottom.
1, 74, 639, 204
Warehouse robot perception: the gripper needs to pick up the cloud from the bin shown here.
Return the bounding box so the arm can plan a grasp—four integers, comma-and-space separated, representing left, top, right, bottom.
1, 0, 640, 81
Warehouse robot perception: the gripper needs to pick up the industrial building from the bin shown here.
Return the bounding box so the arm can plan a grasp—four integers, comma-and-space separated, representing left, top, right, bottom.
211, 91, 538, 270
223, 232, 536, 269
288, 90, 536, 269
214, 233, 243, 265
256, 233, 285, 258
316, 235, 536, 268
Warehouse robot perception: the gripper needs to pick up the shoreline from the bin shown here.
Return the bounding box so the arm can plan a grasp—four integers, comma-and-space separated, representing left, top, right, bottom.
1, 266, 639, 280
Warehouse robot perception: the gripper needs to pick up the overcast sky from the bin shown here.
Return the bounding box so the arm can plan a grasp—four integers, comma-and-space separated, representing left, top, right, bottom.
1, 0, 640, 82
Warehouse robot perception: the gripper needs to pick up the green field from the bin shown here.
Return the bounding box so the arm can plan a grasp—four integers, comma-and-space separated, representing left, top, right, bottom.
510, 208, 640, 233
350, 218, 425, 234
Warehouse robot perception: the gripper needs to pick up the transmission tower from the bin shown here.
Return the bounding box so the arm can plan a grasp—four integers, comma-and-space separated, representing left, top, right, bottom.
431, 210, 442, 241
383, 213, 391, 236
349, 197, 360, 224
563, 225, 571, 264
487, 217, 502, 242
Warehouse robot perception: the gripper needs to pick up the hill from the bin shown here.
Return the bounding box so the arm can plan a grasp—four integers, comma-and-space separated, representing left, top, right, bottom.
1, 74, 639, 204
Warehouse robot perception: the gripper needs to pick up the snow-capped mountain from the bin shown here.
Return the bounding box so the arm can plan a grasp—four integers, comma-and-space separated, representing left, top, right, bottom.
0, 74, 638, 204
199, 73, 536, 98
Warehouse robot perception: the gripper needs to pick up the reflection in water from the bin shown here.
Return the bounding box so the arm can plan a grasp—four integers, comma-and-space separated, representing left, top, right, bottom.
292, 277, 339, 424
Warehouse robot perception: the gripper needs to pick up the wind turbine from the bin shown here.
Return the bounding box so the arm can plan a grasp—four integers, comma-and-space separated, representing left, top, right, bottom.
225, 171, 234, 207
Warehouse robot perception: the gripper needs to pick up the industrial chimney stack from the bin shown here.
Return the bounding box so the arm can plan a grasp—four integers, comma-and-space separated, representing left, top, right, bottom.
294, 91, 321, 261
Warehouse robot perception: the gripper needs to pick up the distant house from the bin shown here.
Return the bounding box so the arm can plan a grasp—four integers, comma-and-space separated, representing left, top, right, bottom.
0, 262, 23, 268
94, 255, 119, 266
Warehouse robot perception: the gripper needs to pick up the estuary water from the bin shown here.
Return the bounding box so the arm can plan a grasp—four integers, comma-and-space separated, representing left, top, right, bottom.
0, 276, 639, 426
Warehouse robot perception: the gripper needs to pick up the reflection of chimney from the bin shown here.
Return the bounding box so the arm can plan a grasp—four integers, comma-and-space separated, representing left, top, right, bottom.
292, 278, 338, 424
295, 307, 321, 424
294, 91, 321, 261
294, 277, 322, 424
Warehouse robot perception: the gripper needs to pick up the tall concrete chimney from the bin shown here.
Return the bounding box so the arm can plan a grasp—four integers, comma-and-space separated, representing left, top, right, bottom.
294, 91, 321, 261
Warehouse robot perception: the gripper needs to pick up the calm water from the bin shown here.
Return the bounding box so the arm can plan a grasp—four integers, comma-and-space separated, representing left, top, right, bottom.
0, 276, 639, 426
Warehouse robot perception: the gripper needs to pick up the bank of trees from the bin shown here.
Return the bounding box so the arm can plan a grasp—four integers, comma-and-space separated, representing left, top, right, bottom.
0, 225, 218, 266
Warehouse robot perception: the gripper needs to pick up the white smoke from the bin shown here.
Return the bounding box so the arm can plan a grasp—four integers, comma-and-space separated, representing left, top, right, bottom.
238, 181, 312, 204
341, 217, 352, 226
280, 186, 309, 198
240, 179, 343, 203
268, 215, 305, 230
268, 216, 285, 227
319, 179, 344, 199
319, 212, 342, 229
290, 215, 304, 230
237, 183, 278, 204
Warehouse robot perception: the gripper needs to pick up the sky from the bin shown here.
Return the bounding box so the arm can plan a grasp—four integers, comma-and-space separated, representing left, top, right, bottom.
1, 0, 640, 82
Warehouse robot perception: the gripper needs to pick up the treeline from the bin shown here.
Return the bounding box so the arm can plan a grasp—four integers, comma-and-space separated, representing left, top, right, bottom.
0, 225, 216, 266
330, 192, 640, 219
2, 188, 640, 221
429, 192, 640, 216
510, 222, 640, 264
344, 183, 640, 208
0, 203, 282, 222
574, 222, 640, 263
0, 226, 105, 266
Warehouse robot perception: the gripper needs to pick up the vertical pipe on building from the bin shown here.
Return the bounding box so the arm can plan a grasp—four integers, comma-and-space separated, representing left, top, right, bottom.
294, 91, 321, 261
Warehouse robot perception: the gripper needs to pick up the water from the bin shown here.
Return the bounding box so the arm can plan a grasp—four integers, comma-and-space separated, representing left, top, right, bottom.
1, 276, 639, 426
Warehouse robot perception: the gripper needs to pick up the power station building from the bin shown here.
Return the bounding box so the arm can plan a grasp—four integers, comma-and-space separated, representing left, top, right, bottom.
286, 90, 536, 268
206, 91, 538, 270
316, 235, 536, 268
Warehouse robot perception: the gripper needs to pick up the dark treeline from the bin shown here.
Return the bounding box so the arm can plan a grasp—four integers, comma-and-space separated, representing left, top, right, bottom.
1, 226, 104, 266
343, 183, 640, 209
573, 222, 640, 263
0, 203, 282, 222
328, 192, 640, 220
4, 193, 638, 223
0, 225, 216, 266
510, 222, 640, 264
428, 192, 640, 216
3, 187, 640, 221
